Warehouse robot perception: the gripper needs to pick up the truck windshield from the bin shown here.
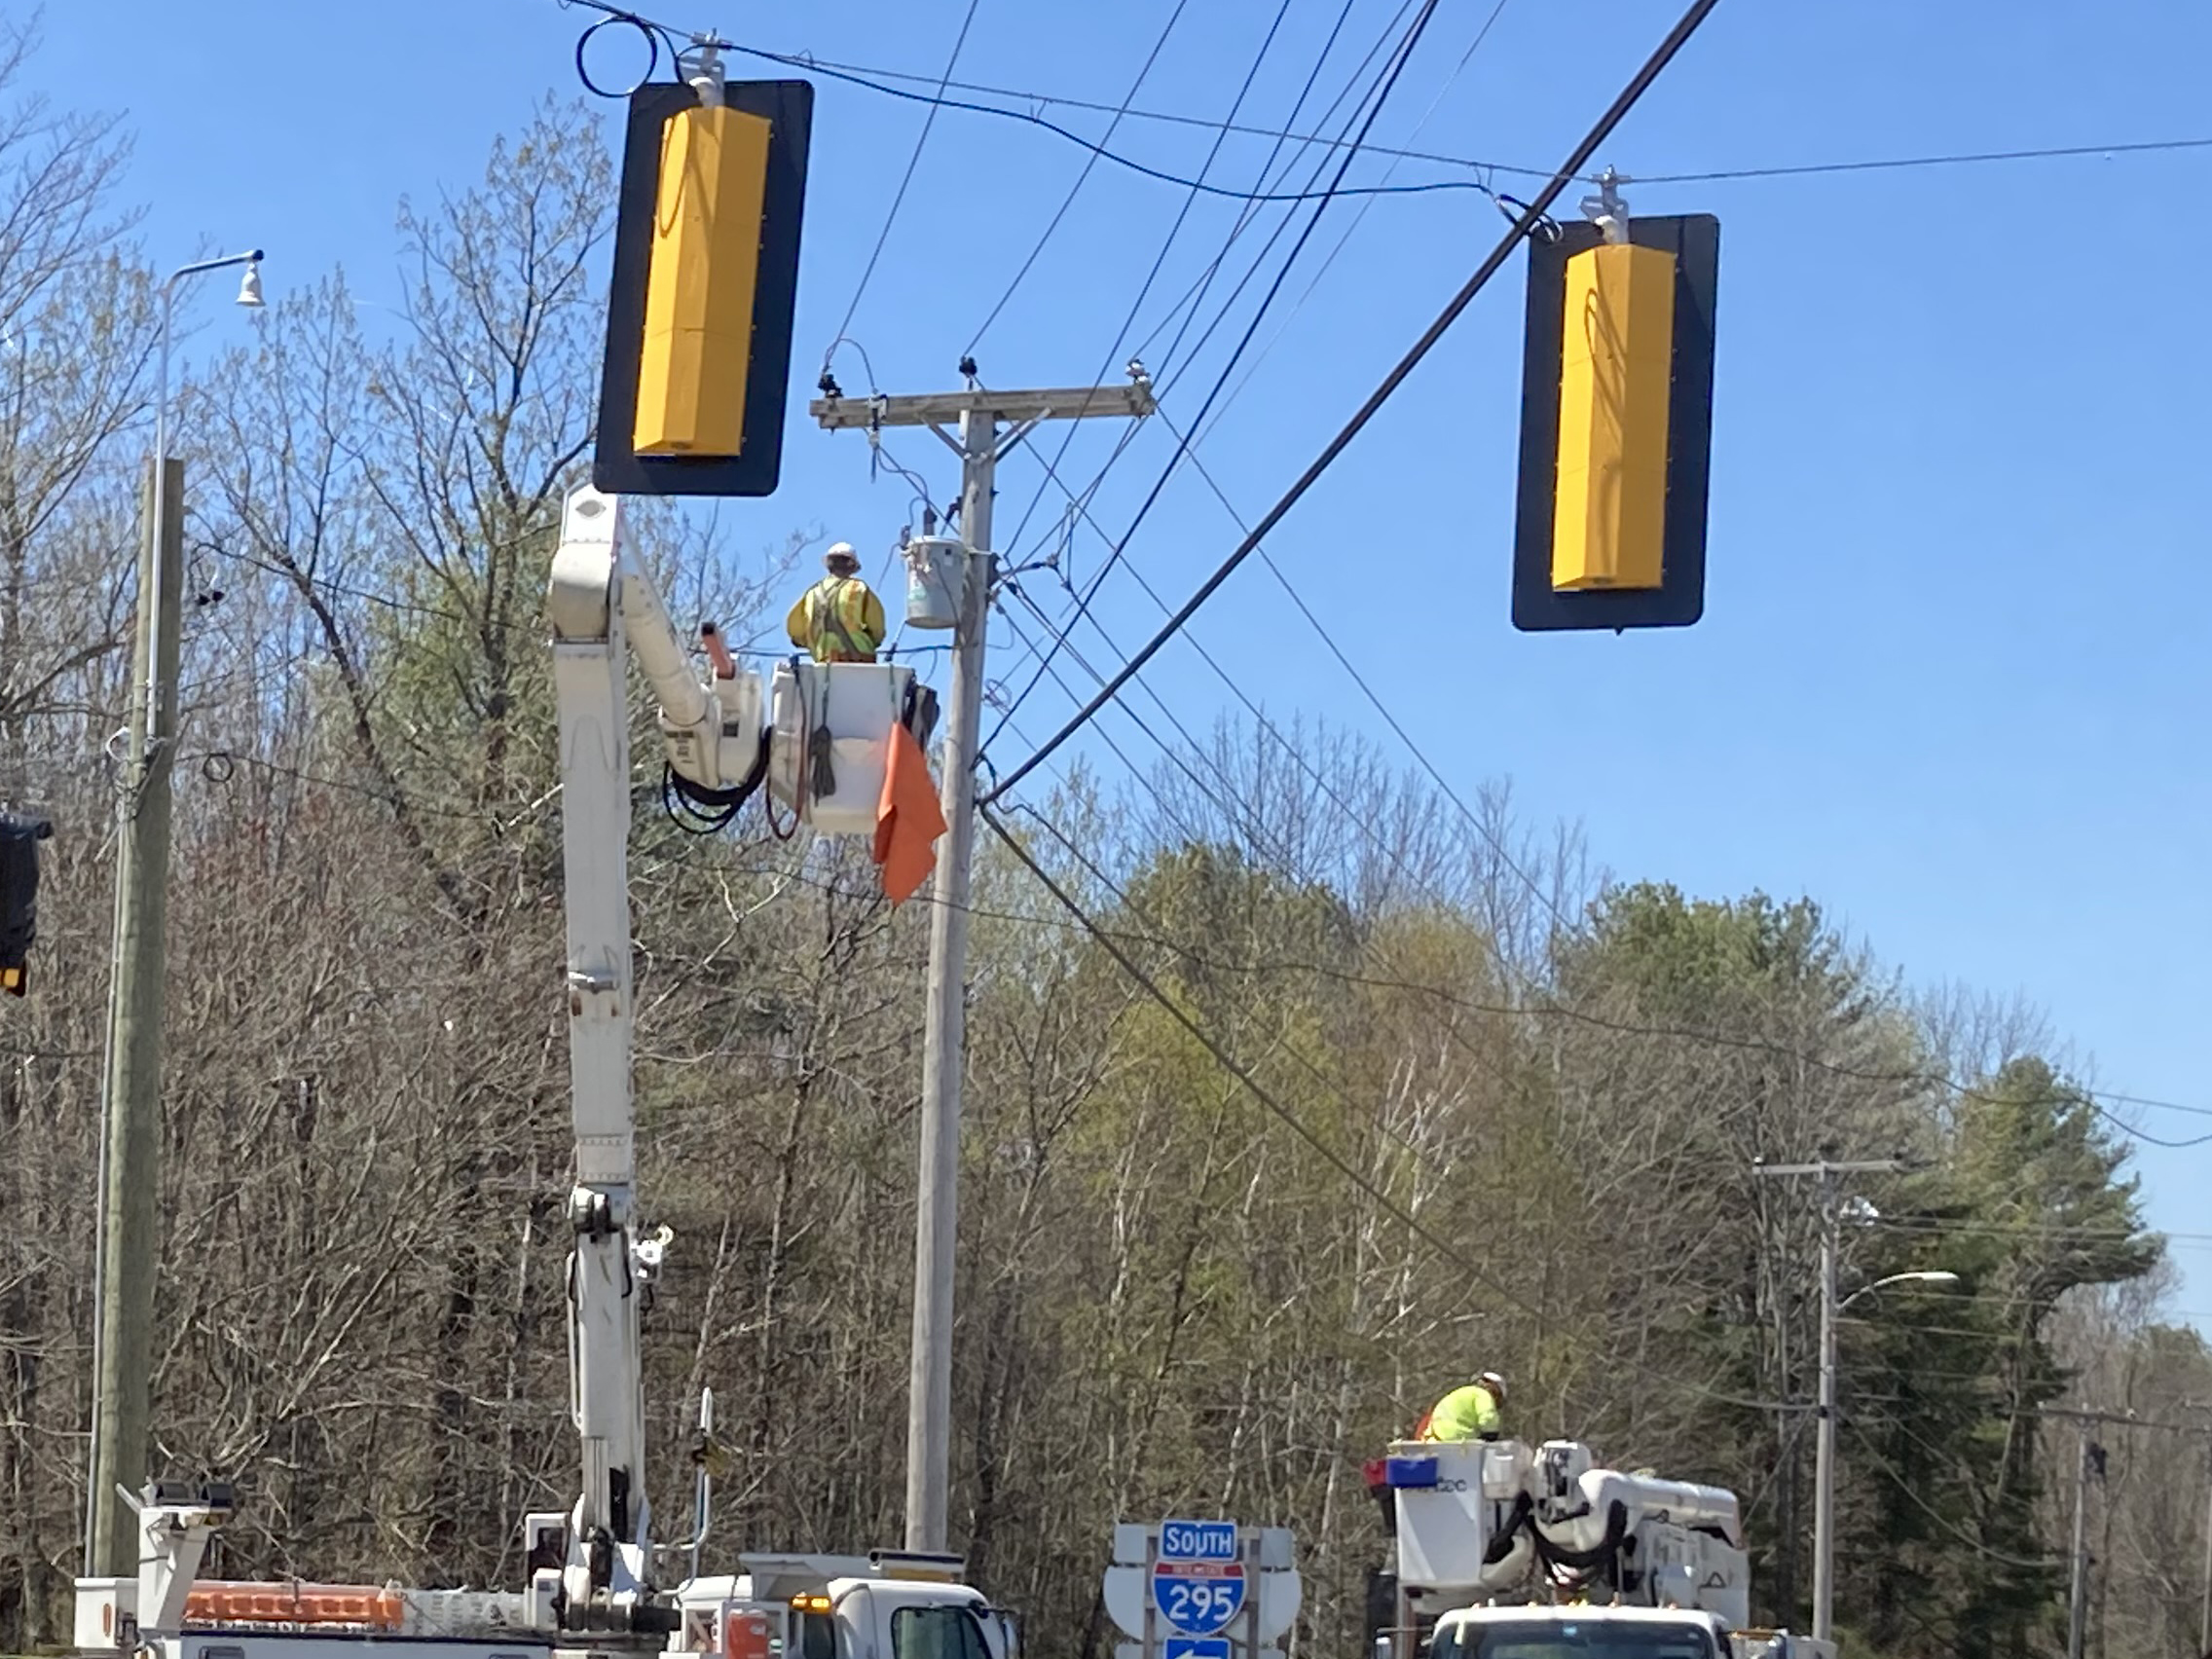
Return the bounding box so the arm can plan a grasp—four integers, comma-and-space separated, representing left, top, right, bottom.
891, 1605, 990, 1659
1428, 1622, 1716, 1659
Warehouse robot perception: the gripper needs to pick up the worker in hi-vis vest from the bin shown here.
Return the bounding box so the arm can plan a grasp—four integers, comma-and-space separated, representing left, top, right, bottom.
787, 543, 886, 664
1416, 1371, 1506, 1442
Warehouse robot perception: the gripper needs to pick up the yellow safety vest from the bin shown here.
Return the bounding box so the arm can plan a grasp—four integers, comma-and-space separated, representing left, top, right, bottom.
787, 575, 885, 663
1419, 1382, 1501, 1442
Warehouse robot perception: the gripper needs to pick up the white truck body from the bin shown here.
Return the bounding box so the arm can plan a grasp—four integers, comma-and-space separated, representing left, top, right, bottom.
78, 1547, 1014, 1659
1376, 1439, 1832, 1659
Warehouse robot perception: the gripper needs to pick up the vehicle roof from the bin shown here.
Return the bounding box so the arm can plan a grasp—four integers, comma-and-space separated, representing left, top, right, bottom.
676, 1574, 986, 1604
1434, 1605, 1722, 1628
828, 1578, 985, 1603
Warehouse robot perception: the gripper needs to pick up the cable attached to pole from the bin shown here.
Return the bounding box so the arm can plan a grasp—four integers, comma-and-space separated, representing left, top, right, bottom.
979, 0, 1725, 808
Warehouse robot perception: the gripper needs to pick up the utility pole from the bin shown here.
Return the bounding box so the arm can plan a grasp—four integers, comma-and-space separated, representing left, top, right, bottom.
2038, 1403, 2212, 1659
1752, 1154, 1911, 1644
811, 363, 1154, 1553
86, 245, 260, 1577
2066, 1423, 2100, 1659
87, 455, 183, 1576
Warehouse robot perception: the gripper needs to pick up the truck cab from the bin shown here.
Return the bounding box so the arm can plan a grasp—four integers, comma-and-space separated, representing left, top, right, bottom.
1425, 1605, 1825, 1659
1429, 1604, 1730, 1658
668, 1554, 1017, 1659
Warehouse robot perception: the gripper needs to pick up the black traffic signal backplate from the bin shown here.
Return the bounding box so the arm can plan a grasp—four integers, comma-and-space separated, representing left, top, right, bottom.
592, 79, 815, 499
1510, 212, 1719, 632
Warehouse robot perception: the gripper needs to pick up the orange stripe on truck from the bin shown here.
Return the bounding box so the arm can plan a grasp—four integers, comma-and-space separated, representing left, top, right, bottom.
184, 1583, 405, 1629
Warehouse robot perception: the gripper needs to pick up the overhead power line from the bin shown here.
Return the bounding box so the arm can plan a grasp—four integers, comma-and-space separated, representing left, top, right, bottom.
979, 0, 1446, 751
981, 589, 2209, 1181
1634, 135, 2212, 184
1144, 405, 1578, 937
1133, 0, 1424, 387
621, 24, 2212, 194
711, 31, 1522, 208
826, 0, 982, 354
1189, 0, 1519, 447
992, 0, 1522, 717
963, 0, 1196, 356
979, 588, 2212, 1157
985, 0, 1367, 610
745, 45, 1563, 183
982, 0, 1726, 807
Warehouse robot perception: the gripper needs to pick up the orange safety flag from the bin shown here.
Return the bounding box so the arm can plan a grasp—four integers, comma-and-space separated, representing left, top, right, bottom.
874, 719, 947, 906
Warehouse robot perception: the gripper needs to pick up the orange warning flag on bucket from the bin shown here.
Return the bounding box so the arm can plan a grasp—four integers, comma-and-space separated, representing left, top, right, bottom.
874, 720, 947, 906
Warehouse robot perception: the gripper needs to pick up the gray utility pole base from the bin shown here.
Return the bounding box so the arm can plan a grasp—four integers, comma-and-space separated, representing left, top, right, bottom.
88, 458, 184, 1576
811, 374, 1154, 1555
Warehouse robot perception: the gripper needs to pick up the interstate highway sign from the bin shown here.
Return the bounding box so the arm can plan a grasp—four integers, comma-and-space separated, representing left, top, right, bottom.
1153, 1522, 1244, 1635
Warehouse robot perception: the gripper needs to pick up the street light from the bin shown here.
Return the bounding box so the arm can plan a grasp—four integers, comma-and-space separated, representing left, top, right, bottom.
1814, 1267, 1961, 1642
1838, 1270, 1959, 1312
84, 244, 265, 1576
150, 250, 263, 726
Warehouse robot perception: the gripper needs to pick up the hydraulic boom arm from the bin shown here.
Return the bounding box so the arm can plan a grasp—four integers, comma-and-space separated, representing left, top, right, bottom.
542, 486, 762, 1622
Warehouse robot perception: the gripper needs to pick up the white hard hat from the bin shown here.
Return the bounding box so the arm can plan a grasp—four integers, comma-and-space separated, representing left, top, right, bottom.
827, 541, 857, 560
1477, 1371, 1507, 1403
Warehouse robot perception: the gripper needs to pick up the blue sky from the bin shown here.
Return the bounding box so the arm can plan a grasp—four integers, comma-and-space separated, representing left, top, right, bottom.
33, 0, 2212, 1324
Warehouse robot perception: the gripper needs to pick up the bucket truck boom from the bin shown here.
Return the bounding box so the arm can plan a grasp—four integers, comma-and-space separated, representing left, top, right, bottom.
539, 484, 765, 1620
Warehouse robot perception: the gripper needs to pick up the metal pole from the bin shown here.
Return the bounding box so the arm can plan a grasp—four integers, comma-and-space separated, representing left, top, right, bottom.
2067, 1427, 2092, 1659
1750, 1152, 1913, 1643
903, 408, 995, 1553
1812, 1173, 1839, 1644
87, 451, 182, 1577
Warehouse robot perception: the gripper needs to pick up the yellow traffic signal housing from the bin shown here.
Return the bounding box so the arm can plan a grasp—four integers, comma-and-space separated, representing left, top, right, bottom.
1511, 213, 1718, 632
595, 80, 814, 498
1551, 241, 1676, 592
633, 102, 773, 458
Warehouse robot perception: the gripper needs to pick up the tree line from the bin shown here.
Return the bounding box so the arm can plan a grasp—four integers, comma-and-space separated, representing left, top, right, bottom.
0, 30, 2204, 1659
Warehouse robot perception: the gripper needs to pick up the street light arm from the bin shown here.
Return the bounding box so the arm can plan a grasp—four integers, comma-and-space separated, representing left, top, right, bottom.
164, 248, 263, 291
146, 246, 266, 733
1837, 1270, 1961, 1313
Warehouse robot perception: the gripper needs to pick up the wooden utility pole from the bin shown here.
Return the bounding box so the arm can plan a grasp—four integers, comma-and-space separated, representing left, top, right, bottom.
87, 456, 183, 1575
811, 367, 1152, 1552
2066, 1423, 2098, 1659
